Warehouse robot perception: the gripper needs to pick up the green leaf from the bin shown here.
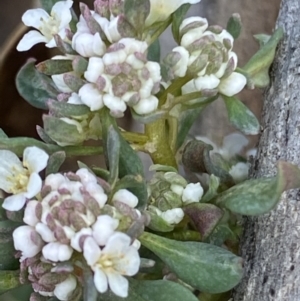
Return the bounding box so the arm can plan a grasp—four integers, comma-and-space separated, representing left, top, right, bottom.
43, 115, 85, 146
124, 0, 150, 32
146, 211, 174, 232
40, 0, 60, 13
184, 203, 224, 239
99, 278, 199, 301
0, 270, 20, 294
214, 161, 300, 215
48, 100, 90, 117
83, 269, 97, 301
100, 109, 148, 209
0, 200, 7, 221
16, 59, 58, 110
140, 232, 243, 293
149, 164, 178, 173
147, 39, 160, 63
226, 13, 242, 39
201, 175, 220, 203
176, 107, 203, 150
36, 59, 73, 75
46, 151, 66, 176
171, 4, 191, 44
0, 221, 22, 270
207, 224, 238, 246
107, 126, 120, 187
223, 96, 260, 135
0, 129, 8, 139
242, 28, 284, 88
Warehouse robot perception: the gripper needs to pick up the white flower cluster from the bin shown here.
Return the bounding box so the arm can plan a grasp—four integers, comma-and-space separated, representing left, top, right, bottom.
79, 38, 161, 116
10, 166, 141, 298
17, 1, 162, 118
168, 17, 246, 97
149, 171, 204, 225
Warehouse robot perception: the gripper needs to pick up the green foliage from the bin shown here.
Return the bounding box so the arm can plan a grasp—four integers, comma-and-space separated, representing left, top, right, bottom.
40, 0, 61, 14
171, 4, 191, 44
98, 279, 199, 301
16, 59, 58, 110
36, 59, 73, 76
226, 14, 242, 39
147, 39, 160, 63
46, 151, 66, 176
140, 232, 243, 294
223, 95, 260, 135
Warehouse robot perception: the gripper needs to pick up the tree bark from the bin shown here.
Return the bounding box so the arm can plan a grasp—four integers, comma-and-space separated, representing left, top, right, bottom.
233, 1, 300, 300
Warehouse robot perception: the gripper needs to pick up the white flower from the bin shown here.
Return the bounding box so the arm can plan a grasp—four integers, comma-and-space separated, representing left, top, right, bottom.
194, 74, 220, 91
0, 147, 49, 211
172, 46, 190, 77
54, 275, 77, 301
13, 226, 44, 261
23, 200, 39, 226
42, 242, 73, 262
229, 162, 249, 183
72, 15, 106, 57
92, 215, 119, 246
96, 15, 122, 43
112, 189, 138, 208
79, 83, 104, 111
132, 96, 159, 115
70, 228, 92, 252
145, 0, 201, 27
182, 183, 204, 204
83, 233, 140, 297
218, 72, 247, 96
159, 208, 184, 225
17, 1, 73, 51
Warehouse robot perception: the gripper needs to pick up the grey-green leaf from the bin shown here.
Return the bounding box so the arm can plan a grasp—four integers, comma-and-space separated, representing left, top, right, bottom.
107, 126, 120, 187
98, 278, 199, 301
46, 151, 66, 176
0, 270, 20, 294
16, 59, 58, 109
171, 4, 191, 44
147, 39, 160, 63
40, 0, 61, 13
140, 232, 243, 293
223, 95, 260, 135
214, 161, 300, 215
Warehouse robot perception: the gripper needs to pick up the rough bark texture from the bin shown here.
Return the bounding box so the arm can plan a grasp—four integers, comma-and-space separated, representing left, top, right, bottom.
233, 1, 300, 300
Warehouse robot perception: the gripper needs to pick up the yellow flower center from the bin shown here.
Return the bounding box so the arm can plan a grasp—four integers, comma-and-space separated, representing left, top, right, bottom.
39, 13, 60, 40
6, 165, 30, 194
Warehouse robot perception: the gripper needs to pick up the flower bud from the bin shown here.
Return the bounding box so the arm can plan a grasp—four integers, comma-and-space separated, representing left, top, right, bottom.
182, 183, 204, 204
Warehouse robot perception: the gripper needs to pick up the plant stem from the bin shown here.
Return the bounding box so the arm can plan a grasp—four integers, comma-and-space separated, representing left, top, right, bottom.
145, 118, 177, 168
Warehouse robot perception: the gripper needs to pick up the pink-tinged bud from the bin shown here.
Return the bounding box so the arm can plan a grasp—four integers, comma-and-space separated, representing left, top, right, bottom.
53, 275, 77, 301
39, 272, 68, 287
69, 212, 88, 231
13, 226, 44, 261
96, 75, 107, 91
23, 201, 40, 227
94, 0, 110, 19
117, 14, 136, 38
42, 242, 73, 262
109, 0, 124, 15
54, 226, 70, 244
105, 63, 122, 76
70, 228, 92, 251
46, 214, 57, 232
80, 3, 102, 35
35, 223, 56, 243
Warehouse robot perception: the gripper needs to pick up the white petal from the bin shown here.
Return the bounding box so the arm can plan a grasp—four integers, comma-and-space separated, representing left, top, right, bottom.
54, 275, 77, 301
45, 173, 66, 190
22, 8, 49, 29
71, 228, 92, 252
139, 78, 154, 99
83, 237, 101, 266
182, 183, 204, 204
92, 215, 119, 246
13, 226, 43, 260
160, 208, 184, 225
107, 272, 129, 298
181, 80, 197, 95
94, 268, 108, 293
16, 30, 48, 51
85, 182, 107, 208
194, 74, 220, 91
79, 84, 104, 111
84, 57, 104, 83
180, 16, 208, 32
72, 33, 105, 58
103, 232, 131, 255
23, 200, 39, 226
42, 242, 73, 262
52, 74, 73, 93
112, 189, 138, 208
23, 146, 49, 173
35, 222, 56, 243
24, 173, 42, 199
51, 0, 73, 28
2, 194, 27, 211
103, 16, 122, 43
103, 95, 127, 113
218, 72, 247, 97
76, 168, 97, 185
103, 50, 127, 65
117, 246, 140, 276
172, 46, 190, 77
45, 37, 58, 48
229, 162, 249, 183
119, 38, 148, 54
145, 61, 162, 83
146, 0, 201, 26
68, 93, 83, 105
133, 96, 158, 115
